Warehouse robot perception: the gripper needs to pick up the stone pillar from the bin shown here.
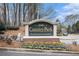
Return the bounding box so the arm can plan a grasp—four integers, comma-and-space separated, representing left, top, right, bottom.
25, 25, 29, 36
53, 24, 57, 36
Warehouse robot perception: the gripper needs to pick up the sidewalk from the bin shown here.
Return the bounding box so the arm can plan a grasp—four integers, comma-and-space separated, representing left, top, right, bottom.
0, 47, 79, 54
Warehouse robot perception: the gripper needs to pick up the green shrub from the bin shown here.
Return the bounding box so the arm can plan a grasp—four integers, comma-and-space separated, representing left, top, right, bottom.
0, 31, 5, 34
0, 24, 6, 31
7, 26, 19, 30
22, 42, 65, 50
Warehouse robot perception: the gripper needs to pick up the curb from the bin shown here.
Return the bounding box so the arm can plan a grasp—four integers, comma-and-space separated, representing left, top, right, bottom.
0, 47, 79, 54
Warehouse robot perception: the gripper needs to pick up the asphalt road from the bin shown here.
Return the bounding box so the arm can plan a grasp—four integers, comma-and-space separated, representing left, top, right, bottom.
0, 50, 79, 56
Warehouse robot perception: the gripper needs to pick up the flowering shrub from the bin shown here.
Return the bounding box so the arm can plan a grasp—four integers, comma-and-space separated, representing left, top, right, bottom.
22, 41, 65, 50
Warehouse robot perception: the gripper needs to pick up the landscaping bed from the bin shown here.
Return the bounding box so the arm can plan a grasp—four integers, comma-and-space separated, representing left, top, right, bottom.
0, 26, 25, 48
21, 38, 66, 50
22, 42, 65, 50
1, 38, 79, 51
0, 40, 22, 48
65, 44, 79, 51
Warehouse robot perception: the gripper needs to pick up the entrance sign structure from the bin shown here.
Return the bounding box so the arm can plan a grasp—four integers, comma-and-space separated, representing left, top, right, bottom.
23, 19, 79, 44
23, 19, 58, 38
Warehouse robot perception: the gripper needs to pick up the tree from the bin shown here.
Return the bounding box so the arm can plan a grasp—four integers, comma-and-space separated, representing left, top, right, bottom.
65, 14, 79, 26
27, 3, 55, 22
56, 19, 62, 34
0, 3, 56, 29
13, 3, 20, 27
0, 3, 7, 31
67, 25, 72, 33
72, 24, 77, 33
76, 21, 79, 32
27, 3, 40, 21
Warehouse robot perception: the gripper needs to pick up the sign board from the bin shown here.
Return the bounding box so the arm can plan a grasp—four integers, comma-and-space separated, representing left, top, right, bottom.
29, 22, 53, 36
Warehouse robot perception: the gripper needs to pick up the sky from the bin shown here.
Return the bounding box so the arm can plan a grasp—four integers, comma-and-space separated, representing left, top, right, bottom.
42, 3, 79, 23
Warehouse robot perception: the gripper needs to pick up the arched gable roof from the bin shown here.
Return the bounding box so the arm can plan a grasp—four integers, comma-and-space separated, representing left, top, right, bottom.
23, 19, 58, 25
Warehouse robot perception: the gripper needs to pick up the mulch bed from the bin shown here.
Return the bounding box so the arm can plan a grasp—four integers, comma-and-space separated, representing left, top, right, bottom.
65, 44, 79, 51
0, 26, 25, 48
0, 40, 22, 48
